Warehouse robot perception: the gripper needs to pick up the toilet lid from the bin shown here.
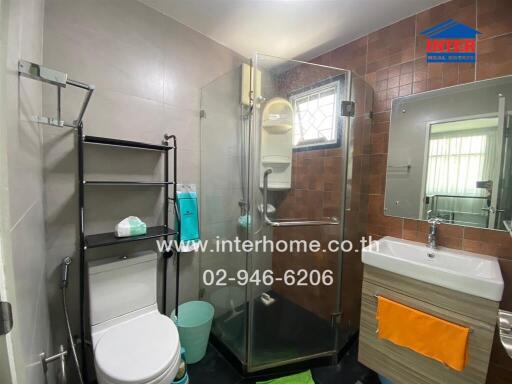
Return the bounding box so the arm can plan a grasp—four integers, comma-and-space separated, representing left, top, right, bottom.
95, 313, 180, 384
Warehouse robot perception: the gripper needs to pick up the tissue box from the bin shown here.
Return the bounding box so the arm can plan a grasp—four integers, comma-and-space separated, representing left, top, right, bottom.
115, 216, 147, 237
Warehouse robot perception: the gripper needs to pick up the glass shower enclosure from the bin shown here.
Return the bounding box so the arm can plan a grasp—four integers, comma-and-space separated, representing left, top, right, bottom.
200, 54, 372, 373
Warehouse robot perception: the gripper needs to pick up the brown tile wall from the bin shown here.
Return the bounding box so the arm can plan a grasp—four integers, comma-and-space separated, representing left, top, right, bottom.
270, 148, 343, 320
306, 0, 512, 380
269, 65, 347, 320
268, 59, 371, 325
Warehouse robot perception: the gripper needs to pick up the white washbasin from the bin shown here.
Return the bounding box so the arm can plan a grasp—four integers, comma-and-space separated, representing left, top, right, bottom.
362, 236, 504, 301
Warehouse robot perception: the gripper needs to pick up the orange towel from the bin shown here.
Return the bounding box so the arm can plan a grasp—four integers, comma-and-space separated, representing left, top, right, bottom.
376, 296, 470, 372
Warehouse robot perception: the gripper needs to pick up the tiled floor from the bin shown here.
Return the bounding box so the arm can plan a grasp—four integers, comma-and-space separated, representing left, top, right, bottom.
213, 291, 350, 367
188, 341, 379, 384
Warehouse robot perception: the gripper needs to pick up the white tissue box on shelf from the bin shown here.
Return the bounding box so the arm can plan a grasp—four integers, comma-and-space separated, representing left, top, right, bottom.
115, 216, 147, 237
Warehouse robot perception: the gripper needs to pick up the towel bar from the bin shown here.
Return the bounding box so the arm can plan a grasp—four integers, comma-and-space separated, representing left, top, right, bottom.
262, 169, 340, 227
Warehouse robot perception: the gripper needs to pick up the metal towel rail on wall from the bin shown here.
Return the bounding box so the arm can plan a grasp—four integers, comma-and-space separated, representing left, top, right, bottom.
18, 59, 96, 383
262, 168, 339, 227
18, 60, 95, 128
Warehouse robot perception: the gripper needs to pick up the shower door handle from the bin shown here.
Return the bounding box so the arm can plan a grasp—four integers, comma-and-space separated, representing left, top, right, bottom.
262, 169, 340, 227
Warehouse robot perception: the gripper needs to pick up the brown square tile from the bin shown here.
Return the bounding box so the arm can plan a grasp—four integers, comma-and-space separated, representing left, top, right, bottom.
376, 68, 389, 81
399, 83, 412, 96
427, 77, 444, 91
413, 80, 428, 93
477, 33, 512, 80
368, 222, 403, 238
402, 229, 419, 242
388, 65, 401, 79
313, 36, 368, 76
438, 223, 464, 238
375, 79, 388, 91
437, 235, 463, 249
293, 190, 324, 219
368, 17, 416, 72
459, 62, 476, 83
323, 190, 341, 209
387, 75, 400, 89
400, 72, 413, 86
478, 0, 512, 40
372, 119, 389, 135
403, 219, 419, 231
324, 147, 343, 157
386, 86, 399, 100
498, 258, 512, 311
303, 156, 325, 191
323, 156, 342, 191
464, 226, 511, 244
370, 133, 388, 155
462, 238, 483, 253
368, 173, 386, 195
400, 61, 414, 75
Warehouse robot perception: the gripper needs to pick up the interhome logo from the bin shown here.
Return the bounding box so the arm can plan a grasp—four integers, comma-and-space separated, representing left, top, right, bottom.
421, 19, 481, 63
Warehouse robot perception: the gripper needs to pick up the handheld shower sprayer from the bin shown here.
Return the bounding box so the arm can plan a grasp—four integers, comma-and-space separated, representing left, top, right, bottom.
60, 257, 84, 384
61, 257, 72, 288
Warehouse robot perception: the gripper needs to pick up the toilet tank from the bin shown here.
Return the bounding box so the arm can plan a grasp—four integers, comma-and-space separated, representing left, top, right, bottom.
88, 251, 157, 326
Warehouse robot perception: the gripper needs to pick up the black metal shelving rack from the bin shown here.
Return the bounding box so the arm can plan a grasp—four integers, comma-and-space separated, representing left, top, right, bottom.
77, 125, 180, 382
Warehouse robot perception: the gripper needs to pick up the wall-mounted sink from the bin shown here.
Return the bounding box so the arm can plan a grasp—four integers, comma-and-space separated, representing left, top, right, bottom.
362, 236, 504, 301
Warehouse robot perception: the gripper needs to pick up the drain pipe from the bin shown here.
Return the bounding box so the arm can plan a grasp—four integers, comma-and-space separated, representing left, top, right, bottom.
61, 257, 85, 384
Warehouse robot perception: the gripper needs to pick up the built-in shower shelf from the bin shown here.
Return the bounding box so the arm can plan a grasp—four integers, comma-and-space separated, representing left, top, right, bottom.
84, 181, 174, 186
84, 225, 177, 249
84, 135, 172, 151
262, 155, 291, 165
262, 123, 292, 133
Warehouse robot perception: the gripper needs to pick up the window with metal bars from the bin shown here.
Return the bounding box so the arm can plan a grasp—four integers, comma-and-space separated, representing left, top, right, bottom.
289, 77, 343, 150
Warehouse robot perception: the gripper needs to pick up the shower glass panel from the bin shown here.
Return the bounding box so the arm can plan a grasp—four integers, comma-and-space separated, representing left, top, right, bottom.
200, 54, 372, 373
247, 54, 350, 371
199, 67, 250, 363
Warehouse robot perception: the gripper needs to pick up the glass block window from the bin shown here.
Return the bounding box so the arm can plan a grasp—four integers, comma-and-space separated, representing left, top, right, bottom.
290, 79, 342, 150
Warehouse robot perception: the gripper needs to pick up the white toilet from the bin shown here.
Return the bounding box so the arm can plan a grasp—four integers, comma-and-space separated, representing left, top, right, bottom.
88, 251, 181, 384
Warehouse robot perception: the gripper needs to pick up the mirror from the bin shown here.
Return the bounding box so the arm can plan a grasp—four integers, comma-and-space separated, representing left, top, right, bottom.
385, 76, 512, 231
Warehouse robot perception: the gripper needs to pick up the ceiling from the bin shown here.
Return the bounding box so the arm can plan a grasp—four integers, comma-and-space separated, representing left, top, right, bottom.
138, 0, 448, 61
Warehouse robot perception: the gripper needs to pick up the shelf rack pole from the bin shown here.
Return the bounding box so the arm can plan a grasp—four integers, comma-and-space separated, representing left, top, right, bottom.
172, 136, 180, 317
77, 122, 87, 382
162, 138, 169, 314
162, 135, 178, 316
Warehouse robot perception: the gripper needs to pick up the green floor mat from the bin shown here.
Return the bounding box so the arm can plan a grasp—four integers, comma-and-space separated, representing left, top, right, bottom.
256, 370, 315, 384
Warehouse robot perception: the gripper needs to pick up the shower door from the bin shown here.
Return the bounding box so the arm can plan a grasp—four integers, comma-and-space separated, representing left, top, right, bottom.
199, 67, 251, 364
199, 56, 373, 373
245, 54, 357, 372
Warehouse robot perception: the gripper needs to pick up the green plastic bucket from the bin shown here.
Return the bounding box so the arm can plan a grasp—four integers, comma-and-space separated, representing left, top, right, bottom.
171, 301, 214, 364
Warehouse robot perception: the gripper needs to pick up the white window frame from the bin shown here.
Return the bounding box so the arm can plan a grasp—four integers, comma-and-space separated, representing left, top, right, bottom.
289, 78, 342, 150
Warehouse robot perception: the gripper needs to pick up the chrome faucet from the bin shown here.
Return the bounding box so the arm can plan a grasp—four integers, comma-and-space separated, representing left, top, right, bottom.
427, 218, 443, 249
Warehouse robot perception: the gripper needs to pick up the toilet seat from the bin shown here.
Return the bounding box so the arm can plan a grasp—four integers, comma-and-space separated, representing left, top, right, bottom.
94, 312, 180, 384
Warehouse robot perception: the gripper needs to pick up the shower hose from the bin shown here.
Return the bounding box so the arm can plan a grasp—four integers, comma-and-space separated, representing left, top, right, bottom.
61, 257, 85, 384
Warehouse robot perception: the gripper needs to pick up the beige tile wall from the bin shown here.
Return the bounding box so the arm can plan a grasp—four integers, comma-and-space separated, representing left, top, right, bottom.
0, 0, 52, 383
41, 0, 244, 376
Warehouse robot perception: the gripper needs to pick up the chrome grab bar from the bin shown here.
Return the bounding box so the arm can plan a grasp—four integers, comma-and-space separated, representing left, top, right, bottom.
262, 169, 339, 227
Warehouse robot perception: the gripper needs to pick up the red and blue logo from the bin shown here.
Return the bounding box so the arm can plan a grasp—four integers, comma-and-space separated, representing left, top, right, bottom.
421, 19, 481, 63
